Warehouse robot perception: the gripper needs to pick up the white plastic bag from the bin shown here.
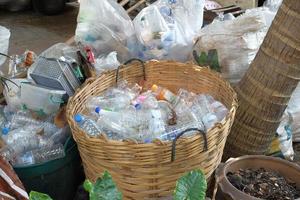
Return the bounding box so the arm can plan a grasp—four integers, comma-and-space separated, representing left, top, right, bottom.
134, 0, 204, 61
94, 52, 120, 76
264, 0, 283, 12
194, 7, 276, 83
75, 0, 137, 63
0, 26, 11, 71
287, 84, 300, 142
276, 111, 294, 161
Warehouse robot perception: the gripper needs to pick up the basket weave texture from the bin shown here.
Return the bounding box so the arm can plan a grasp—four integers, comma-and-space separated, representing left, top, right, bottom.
67, 60, 237, 199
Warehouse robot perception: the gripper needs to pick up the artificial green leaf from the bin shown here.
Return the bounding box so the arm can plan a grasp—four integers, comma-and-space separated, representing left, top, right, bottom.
173, 170, 207, 200
29, 191, 53, 200
88, 171, 122, 200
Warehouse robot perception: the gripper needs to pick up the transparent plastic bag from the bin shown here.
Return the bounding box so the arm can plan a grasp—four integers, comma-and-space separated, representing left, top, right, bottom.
194, 8, 274, 83
134, 0, 204, 61
0, 26, 11, 72
287, 84, 300, 142
94, 52, 120, 76
264, 0, 283, 12
75, 0, 137, 62
276, 112, 294, 161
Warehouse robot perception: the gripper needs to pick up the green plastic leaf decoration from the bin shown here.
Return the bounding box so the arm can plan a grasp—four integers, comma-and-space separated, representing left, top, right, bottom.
174, 170, 207, 200
29, 191, 53, 200
86, 171, 122, 200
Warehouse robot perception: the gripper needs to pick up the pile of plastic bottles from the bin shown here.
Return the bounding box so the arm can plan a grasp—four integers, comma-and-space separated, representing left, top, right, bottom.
75, 81, 228, 143
0, 106, 69, 167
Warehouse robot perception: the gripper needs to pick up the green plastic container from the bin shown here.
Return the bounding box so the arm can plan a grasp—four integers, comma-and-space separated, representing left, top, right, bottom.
14, 136, 84, 200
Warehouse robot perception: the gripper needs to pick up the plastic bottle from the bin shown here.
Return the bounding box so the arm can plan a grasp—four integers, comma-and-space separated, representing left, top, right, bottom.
96, 107, 142, 129
9, 113, 42, 129
1, 127, 40, 154
148, 109, 166, 138
151, 84, 176, 103
86, 95, 131, 112
13, 144, 65, 166
159, 120, 203, 141
210, 101, 228, 121
74, 114, 102, 137
117, 80, 142, 100
193, 95, 218, 130
132, 92, 159, 109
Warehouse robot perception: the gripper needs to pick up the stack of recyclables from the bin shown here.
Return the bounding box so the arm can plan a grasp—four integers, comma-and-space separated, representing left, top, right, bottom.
134, 0, 204, 61
75, 81, 228, 142
75, 0, 205, 63
0, 107, 69, 167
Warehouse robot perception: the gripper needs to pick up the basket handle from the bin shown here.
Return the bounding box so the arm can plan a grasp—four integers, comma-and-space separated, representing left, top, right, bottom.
171, 128, 208, 162
115, 58, 146, 84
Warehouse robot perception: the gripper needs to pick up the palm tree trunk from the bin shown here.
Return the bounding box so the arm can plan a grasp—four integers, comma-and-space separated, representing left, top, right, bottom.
224, 0, 300, 159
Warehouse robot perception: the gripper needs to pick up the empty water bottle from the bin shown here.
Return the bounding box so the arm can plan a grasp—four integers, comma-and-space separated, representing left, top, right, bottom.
193, 95, 218, 130
148, 109, 166, 140
13, 144, 65, 166
9, 113, 41, 129
74, 114, 102, 137
151, 84, 176, 103
159, 120, 202, 141
211, 101, 228, 121
1, 127, 40, 154
86, 95, 131, 112
132, 92, 159, 109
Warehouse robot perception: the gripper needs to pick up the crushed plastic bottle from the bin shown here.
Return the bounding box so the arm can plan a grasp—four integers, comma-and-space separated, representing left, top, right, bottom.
159, 120, 202, 141
151, 84, 176, 103
132, 92, 159, 109
210, 101, 228, 121
74, 114, 102, 137
13, 144, 65, 166
86, 95, 131, 112
1, 127, 40, 154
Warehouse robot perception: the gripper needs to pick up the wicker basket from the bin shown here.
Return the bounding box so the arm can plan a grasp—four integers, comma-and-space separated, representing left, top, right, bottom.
67, 60, 237, 199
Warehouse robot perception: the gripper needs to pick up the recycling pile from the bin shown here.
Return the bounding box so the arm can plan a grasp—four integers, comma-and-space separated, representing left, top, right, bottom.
0, 106, 69, 167
75, 81, 228, 142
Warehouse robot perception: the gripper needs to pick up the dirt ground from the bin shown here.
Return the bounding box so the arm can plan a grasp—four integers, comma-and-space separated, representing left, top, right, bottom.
0, 3, 78, 55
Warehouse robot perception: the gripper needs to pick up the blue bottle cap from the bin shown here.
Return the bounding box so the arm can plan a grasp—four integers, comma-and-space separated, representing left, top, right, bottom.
2, 127, 9, 135
74, 114, 83, 123
95, 107, 101, 114
134, 104, 142, 110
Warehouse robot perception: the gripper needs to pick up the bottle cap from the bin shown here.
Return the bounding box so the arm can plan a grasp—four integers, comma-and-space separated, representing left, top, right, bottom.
135, 104, 142, 110
74, 114, 83, 123
2, 127, 9, 135
95, 107, 101, 114
151, 84, 158, 92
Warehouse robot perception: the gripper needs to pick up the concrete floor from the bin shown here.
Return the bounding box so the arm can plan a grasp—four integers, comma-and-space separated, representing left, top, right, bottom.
0, 3, 79, 55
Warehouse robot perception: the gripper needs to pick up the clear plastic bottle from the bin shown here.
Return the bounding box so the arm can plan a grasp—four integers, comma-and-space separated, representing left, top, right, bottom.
132, 92, 159, 109
151, 84, 176, 103
1, 127, 40, 154
74, 114, 102, 137
148, 109, 166, 138
193, 95, 218, 130
159, 120, 203, 141
96, 107, 142, 130
86, 94, 131, 112
9, 114, 42, 129
210, 101, 228, 121
13, 144, 65, 166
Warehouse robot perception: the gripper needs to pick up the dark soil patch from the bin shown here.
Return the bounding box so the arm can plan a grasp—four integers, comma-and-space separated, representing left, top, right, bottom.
227, 168, 300, 200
